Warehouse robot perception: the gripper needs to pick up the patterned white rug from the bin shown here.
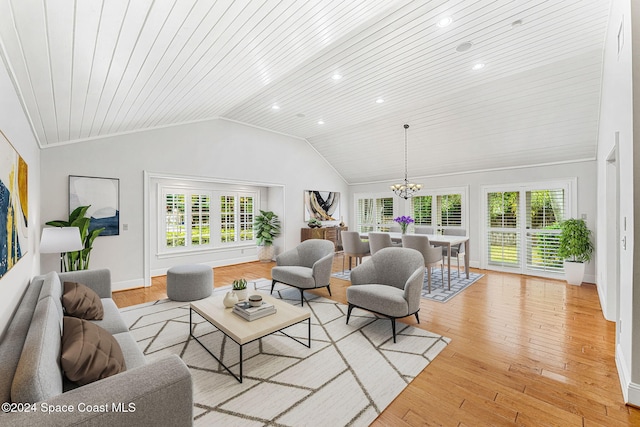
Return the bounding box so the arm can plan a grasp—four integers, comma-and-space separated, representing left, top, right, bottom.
332, 269, 484, 303
120, 279, 450, 426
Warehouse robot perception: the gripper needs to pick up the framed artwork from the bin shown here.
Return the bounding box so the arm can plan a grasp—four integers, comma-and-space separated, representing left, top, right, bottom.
304, 190, 340, 221
69, 175, 119, 236
0, 130, 28, 278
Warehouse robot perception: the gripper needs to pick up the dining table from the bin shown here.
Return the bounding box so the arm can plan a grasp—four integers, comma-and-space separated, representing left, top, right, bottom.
359, 231, 470, 289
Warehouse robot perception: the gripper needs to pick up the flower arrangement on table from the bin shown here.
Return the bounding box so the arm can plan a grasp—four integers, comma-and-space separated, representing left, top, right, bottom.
393, 215, 414, 234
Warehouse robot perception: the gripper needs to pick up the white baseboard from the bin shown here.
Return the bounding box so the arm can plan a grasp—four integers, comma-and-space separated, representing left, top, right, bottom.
112, 278, 146, 292
150, 255, 258, 281
615, 342, 640, 406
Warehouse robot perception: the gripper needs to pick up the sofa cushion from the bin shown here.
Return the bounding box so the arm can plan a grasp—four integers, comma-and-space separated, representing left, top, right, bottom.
0, 277, 44, 403
61, 317, 126, 386
113, 332, 147, 370
11, 297, 63, 403
89, 299, 129, 334
62, 281, 104, 320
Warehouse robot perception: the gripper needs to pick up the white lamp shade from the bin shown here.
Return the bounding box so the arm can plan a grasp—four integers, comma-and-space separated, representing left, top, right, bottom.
40, 227, 84, 253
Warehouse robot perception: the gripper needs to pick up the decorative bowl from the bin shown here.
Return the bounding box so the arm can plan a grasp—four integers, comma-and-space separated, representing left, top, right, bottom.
248, 294, 263, 307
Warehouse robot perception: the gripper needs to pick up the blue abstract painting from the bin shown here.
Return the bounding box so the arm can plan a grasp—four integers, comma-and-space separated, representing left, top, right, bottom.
69, 176, 119, 236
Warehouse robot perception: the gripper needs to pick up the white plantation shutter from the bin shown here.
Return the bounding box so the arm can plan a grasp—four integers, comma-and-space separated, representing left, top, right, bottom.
412, 195, 432, 225
190, 194, 210, 245
355, 195, 396, 232
165, 193, 186, 247
356, 197, 375, 232
376, 197, 394, 230
487, 191, 520, 268
239, 195, 254, 241
437, 194, 462, 229
525, 189, 564, 273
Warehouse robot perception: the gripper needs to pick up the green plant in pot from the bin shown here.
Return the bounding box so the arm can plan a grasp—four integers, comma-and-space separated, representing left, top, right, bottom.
557, 218, 594, 285
45, 205, 105, 271
307, 218, 322, 228
232, 278, 248, 301
253, 210, 281, 262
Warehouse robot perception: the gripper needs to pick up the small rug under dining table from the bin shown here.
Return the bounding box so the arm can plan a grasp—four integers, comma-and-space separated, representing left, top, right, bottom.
120, 280, 451, 426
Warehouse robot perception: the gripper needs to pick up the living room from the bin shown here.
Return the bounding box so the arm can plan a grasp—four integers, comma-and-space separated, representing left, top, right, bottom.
0, 0, 639, 425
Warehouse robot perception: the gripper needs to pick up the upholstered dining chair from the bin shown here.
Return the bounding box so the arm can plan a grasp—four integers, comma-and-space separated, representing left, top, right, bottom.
367, 232, 400, 255
401, 234, 443, 293
443, 228, 466, 277
341, 231, 370, 273
414, 226, 434, 235
270, 239, 335, 306
346, 247, 425, 343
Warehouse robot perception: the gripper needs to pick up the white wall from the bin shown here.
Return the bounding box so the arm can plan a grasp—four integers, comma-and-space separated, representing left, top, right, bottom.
39, 118, 348, 290
0, 59, 41, 335
349, 160, 597, 282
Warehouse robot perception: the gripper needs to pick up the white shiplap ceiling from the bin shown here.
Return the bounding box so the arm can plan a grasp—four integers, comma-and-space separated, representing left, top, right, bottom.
0, 0, 610, 183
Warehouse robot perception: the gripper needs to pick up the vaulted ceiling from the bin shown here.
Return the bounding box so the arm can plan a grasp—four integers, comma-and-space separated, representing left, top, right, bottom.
0, 0, 610, 183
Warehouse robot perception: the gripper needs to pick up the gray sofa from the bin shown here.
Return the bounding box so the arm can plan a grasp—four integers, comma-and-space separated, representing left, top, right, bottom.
0, 269, 193, 426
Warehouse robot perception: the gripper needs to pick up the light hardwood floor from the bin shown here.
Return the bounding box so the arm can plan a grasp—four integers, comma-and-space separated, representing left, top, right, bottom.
113, 257, 640, 426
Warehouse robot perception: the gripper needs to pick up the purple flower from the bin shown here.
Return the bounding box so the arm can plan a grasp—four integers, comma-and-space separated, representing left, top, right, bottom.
393, 215, 414, 225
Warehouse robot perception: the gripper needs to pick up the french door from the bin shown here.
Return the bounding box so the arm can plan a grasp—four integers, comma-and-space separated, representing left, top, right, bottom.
484, 181, 573, 277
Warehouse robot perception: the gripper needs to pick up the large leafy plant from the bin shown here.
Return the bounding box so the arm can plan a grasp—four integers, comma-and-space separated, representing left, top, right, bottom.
557, 218, 593, 263
253, 210, 281, 246
45, 205, 105, 271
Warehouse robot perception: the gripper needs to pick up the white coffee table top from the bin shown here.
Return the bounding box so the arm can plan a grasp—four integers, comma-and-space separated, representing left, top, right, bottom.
190, 291, 310, 345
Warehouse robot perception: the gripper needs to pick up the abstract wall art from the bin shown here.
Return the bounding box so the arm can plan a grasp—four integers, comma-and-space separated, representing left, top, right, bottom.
304, 190, 340, 221
0, 130, 28, 279
69, 175, 120, 236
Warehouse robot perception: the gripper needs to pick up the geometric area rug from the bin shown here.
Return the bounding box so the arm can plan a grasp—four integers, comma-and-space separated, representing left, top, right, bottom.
332, 269, 484, 303
120, 279, 450, 426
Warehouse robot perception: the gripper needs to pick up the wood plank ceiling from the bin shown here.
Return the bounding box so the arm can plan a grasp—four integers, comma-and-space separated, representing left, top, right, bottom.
0, 0, 610, 183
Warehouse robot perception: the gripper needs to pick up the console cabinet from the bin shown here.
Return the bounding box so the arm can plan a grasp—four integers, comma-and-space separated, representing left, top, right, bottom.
301, 226, 347, 251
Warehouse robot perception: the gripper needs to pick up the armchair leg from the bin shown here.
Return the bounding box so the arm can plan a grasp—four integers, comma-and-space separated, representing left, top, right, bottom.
391, 319, 397, 343
326, 284, 332, 296
346, 304, 355, 324
270, 280, 277, 295
300, 289, 305, 307
415, 312, 420, 324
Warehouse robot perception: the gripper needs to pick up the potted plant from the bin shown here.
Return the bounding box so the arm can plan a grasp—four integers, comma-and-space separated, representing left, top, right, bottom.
45, 205, 105, 271
232, 278, 248, 301
557, 218, 594, 285
253, 210, 281, 262
307, 218, 322, 228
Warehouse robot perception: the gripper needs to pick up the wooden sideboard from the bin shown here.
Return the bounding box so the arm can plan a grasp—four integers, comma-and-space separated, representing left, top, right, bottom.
301, 226, 347, 251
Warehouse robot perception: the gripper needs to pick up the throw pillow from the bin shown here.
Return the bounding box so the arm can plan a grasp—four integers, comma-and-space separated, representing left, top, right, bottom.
62, 281, 104, 320
61, 316, 126, 386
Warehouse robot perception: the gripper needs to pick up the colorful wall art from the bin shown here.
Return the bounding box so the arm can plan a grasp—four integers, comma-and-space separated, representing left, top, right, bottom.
304, 190, 340, 221
69, 176, 120, 236
0, 130, 28, 278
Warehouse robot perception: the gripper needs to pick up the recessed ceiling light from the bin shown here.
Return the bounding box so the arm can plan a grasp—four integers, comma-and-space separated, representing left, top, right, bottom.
456, 41, 473, 52
332, 73, 342, 80
511, 19, 523, 28
271, 104, 280, 110
318, 120, 325, 125
472, 62, 485, 71
437, 16, 453, 28
296, 113, 306, 118
376, 98, 384, 104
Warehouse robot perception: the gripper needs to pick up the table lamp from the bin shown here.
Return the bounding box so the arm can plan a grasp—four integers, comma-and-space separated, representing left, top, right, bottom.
40, 227, 84, 272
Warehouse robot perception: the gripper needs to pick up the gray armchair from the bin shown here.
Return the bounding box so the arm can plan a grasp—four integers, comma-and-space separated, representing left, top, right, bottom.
271, 239, 336, 306
346, 247, 425, 343
402, 234, 443, 293
341, 231, 370, 272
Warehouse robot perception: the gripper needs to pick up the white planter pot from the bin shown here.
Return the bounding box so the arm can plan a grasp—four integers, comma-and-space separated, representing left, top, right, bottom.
257, 245, 275, 262
564, 261, 585, 285
234, 288, 248, 301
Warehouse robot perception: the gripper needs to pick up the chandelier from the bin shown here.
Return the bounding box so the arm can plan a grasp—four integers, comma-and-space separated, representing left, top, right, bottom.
390, 124, 422, 199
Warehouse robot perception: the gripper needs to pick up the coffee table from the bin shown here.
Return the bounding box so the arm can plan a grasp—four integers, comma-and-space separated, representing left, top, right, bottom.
189, 291, 311, 383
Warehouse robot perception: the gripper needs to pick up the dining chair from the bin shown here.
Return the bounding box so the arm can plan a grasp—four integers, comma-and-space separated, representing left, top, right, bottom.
341, 231, 370, 273
443, 228, 466, 277
401, 234, 443, 293
368, 232, 400, 255
389, 224, 402, 233
346, 247, 424, 343
414, 226, 434, 235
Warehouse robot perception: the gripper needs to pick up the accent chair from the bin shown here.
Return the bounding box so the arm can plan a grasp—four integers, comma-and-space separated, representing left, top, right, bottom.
402, 234, 443, 293
346, 247, 425, 343
270, 239, 335, 306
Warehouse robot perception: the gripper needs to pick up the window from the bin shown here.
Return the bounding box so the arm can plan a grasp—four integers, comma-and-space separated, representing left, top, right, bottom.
355, 195, 395, 232
161, 187, 257, 252
483, 180, 573, 277
410, 189, 466, 232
